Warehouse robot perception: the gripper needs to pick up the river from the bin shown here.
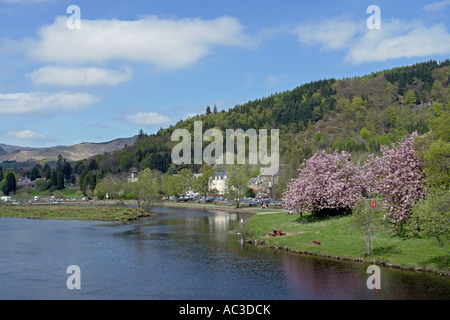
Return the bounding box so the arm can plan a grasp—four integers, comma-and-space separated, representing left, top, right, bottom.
0, 206, 449, 300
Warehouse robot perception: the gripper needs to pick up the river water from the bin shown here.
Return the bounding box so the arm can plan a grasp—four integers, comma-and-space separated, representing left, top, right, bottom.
0, 206, 449, 300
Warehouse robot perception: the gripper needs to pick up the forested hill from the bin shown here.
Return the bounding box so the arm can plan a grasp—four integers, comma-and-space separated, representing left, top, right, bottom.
76, 59, 450, 176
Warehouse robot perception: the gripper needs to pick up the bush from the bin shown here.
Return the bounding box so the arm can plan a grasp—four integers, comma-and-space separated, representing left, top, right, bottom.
406, 189, 450, 254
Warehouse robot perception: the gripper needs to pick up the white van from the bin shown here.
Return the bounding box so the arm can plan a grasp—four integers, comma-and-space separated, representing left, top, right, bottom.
1, 196, 12, 203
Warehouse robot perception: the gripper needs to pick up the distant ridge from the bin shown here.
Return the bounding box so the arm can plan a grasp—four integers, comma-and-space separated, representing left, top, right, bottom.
0, 136, 138, 162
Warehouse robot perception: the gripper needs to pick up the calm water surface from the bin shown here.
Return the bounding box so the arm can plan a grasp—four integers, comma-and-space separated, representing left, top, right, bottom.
0, 206, 449, 300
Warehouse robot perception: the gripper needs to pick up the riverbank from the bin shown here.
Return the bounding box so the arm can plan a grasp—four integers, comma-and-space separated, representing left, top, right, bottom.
159, 200, 262, 214
241, 210, 450, 276
0, 202, 147, 221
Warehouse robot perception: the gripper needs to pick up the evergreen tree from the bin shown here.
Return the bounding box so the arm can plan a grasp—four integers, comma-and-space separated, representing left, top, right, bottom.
62, 161, 73, 181
57, 172, 65, 190
2, 172, 16, 195
30, 166, 41, 181
88, 159, 98, 171
50, 169, 58, 187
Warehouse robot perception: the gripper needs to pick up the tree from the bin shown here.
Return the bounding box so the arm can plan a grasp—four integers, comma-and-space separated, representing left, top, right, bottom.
82, 171, 96, 195
245, 188, 256, 198
406, 189, 450, 254
366, 133, 426, 227
283, 150, 367, 215
360, 127, 372, 140
352, 198, 383, 255
177, 168, 195, 196
225, 165, 252, 208
57, 172, 65, 190
50, 169, 58, 187
30, 166, 41, 181
62, 161, 73, 181
138, 129, 147, 139
192, 165, 215, 196
135, 168, 162, 212
167, 174, 183, 197
206, 106, 211, 114
88, 159, 98, 172
417, 138, 450, 190
34, 178, 48, 191
2, 172, 17, 196
415, 110, 450, 190
94, 173, 123, 200
404, 89, 418, 107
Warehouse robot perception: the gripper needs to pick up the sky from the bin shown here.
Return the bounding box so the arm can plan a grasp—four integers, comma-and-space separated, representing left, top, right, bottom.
0, 0, 449, 148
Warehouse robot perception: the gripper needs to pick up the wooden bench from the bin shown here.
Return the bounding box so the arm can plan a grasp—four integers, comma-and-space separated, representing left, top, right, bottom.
269, 229, 286, 237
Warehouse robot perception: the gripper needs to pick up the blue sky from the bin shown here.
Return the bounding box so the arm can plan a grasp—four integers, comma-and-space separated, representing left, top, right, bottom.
0, 0, 449, 148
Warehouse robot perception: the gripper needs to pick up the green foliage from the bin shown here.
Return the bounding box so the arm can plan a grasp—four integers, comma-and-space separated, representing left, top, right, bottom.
134, 168, 163, 212
406, 189, 450, 254
352, 198, 384, 255
192, 164, 215, 196
225, 164, 253, 207
404, 89, 418, 107
360, 127, 372, 140
2, 172, 16, 195
51, 59, 450, 197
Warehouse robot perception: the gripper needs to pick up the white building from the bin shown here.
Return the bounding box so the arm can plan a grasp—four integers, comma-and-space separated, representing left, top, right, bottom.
209, 172, 228, 195
127, 170, 140, 183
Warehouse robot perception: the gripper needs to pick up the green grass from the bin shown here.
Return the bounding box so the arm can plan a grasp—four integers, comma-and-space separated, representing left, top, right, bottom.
243, 211, 450, 275
0, 204, 144, 221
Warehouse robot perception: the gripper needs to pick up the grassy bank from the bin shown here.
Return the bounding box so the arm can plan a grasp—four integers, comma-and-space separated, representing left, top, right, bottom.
243, 211, 450, 275
0, 203, 145, 221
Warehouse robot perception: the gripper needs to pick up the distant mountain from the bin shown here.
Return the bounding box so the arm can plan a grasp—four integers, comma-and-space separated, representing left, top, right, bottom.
0, 143, 37, 154
0, 136, 138, 163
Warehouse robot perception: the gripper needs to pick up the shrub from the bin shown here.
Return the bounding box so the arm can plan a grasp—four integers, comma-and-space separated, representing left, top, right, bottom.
406, 189, 450, 254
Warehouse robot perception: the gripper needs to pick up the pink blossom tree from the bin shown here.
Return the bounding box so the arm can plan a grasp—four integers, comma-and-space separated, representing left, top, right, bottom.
282, 150, 367, 215
365, 132, 426, 227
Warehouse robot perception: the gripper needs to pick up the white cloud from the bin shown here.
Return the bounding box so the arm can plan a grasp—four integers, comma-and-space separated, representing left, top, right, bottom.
294, 18, 359, 50
124, 112, 173, 127
24, 15, 254, 70
422, 0, 450, 11
346, 20, 450, 64
6, 129, 53, 142
26, 66, 133, 88
294, 18, 450, 64
0, 91, 98, 114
